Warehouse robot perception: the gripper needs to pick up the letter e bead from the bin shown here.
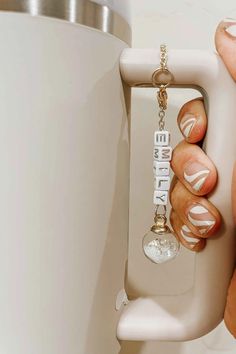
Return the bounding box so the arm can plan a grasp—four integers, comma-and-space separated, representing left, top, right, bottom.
154, 131, 170, 146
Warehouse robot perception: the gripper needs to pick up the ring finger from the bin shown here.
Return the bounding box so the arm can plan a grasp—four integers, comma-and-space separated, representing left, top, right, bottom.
170, 179, 221, 238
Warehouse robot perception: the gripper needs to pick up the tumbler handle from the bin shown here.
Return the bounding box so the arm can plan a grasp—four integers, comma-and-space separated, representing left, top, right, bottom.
117, 49, 236, 341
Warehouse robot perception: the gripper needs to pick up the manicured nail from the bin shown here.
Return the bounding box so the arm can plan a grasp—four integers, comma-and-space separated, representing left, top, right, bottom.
180, 225, 206, 251
184, 162, 210, 191
179, 113, 197, 138
181, 225, 199, 243
223, 18, 236, 37
187, 204, 216, 235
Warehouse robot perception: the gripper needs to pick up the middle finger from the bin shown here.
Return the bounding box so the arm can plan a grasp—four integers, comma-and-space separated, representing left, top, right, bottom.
171, 140, 218, 196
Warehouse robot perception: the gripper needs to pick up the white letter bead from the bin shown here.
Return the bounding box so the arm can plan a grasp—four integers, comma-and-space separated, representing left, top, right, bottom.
153, 190, 168, 205
153, 161, 170, 176
154, 176, 170, 191
154, 130, 170, 146
153, 146, 172, 161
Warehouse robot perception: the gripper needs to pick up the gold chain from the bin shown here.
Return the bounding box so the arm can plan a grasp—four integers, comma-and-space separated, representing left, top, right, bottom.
151, 44, 174, 131
159, 44, 168, 70
157, 44, 169, 130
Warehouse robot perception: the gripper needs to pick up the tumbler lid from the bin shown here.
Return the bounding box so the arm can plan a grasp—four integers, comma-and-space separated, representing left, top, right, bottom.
0, 0, 131, 44
91, 0, 131, 25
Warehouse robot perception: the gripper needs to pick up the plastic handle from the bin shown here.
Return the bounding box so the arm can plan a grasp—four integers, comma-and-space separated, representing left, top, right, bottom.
117, 49, 236, 341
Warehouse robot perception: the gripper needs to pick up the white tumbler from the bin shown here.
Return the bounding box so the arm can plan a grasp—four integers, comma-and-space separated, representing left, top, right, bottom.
0, 1, 131, 353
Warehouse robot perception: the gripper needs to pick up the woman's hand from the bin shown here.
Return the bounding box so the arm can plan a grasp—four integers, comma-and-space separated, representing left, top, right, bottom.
170, 97, 221, 251
170, 18, 236, 337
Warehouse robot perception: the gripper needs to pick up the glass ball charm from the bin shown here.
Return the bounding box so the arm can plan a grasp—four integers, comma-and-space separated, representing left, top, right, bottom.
143, 215, 180, 264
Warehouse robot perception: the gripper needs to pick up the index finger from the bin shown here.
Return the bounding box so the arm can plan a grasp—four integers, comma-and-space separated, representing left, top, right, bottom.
177, 97, 207, 144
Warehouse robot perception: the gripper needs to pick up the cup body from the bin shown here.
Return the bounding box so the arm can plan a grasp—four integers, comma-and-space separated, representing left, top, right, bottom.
0, 11, 130, 354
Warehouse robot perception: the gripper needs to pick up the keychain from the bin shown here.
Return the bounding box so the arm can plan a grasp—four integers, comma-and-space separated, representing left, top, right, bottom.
142, 44, 180, 264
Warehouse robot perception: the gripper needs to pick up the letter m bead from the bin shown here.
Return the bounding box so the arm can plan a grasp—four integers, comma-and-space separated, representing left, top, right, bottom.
153, 146, 172, 161
154, 130, 170, 146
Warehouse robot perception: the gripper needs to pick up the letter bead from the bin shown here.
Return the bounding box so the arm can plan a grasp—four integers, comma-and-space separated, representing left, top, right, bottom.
154, 130, 170, 146
153, 146, 172, 161
154, 176, 170, 191
153, 161, 170, 176
153, 190, 168, 205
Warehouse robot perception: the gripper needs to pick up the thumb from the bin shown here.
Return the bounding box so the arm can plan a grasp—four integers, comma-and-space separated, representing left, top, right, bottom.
215, 19, 236, 81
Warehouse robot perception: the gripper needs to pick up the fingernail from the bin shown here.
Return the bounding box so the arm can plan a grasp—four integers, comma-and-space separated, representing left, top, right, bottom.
223, 18, 236, 37
187, 204, 216, 235
180, 225, 206, 251
184, 162, 210, 191
181, 225, 200, 244
179, 113, 197, 138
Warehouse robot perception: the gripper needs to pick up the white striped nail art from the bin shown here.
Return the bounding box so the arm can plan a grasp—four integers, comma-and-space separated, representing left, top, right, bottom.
180, 116, 197, 138
188, 205, 216, 234
184, 169, 210, 191
223, 19, 236, 37
190, 205, 209, 214
225, 25, 236, 36
223, 18, 236, 23
180, 225, 199, 244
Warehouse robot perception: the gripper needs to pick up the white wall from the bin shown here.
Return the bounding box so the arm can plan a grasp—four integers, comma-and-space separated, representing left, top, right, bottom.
126, 1, 236, 353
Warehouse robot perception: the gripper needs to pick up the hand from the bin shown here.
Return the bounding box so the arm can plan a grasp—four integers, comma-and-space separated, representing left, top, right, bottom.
170, 18, 236, 337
